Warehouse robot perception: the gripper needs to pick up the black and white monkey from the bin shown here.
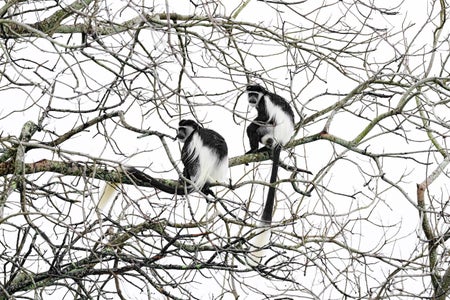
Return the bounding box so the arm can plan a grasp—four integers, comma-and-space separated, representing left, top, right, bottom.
245, 84, 296, 265
245, 84, 295, 155
176, 119, 229, 195
97, 119, 228, 211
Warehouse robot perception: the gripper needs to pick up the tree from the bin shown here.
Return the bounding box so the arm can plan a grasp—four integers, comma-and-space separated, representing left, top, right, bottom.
0, 0, 450, 299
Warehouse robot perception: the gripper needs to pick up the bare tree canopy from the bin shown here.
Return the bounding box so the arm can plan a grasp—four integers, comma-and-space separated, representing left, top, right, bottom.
1, 0, 450, 299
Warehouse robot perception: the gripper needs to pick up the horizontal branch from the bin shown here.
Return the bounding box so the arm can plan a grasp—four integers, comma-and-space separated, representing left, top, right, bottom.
0, 9, 218, 39
0, 130, 373, 195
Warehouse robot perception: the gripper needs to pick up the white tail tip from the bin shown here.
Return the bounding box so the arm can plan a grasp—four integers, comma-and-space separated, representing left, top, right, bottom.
246, 227, 271, 266
97, 182, 118, 211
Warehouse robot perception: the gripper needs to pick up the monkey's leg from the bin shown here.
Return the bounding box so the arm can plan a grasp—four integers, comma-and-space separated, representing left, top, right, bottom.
246, 122, 261, 154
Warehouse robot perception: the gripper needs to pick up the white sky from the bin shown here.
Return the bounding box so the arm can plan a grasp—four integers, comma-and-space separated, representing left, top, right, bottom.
1, 0, 449, 299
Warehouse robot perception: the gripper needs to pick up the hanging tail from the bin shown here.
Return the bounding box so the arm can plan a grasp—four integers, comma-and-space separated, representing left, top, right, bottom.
247, 144, 281, 266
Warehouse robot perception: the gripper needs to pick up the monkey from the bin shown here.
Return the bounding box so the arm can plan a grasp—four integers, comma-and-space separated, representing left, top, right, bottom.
176, 119, 229, 195
244, 84, 295, 265
245, 84, 295, 155
97, 119, 228, 211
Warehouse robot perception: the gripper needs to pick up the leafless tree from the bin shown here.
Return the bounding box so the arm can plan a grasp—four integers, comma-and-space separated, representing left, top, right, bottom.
0, 0, 450, 299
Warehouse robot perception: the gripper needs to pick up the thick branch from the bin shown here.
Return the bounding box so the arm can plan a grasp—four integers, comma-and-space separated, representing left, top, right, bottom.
435, 265, 450, 300
0, 10, 213, 38
31, 0, 95, 34
417, 157, 450, 292
0, 131, 372, 196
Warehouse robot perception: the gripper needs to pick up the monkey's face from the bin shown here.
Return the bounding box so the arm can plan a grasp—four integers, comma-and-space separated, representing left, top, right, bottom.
247, 91, 263, 107
177, 125, 195, 143
177, 119, 199, 143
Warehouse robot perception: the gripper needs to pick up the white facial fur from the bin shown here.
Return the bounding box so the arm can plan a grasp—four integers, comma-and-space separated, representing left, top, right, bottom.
247, 91, 263, 108
177, 125, 195, 143
186, 132, 228, 190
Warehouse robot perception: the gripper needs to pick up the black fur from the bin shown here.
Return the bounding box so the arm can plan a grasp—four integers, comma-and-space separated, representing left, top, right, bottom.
260, 145, 281, 223
125, 166, 190, 195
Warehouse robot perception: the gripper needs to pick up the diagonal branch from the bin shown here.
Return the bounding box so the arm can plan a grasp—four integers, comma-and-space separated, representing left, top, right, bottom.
417, 156, 450, 294
31, 0, 95, 34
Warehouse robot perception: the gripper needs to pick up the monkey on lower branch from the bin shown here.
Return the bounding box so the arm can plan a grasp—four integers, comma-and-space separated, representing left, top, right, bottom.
97, 119, 229, 210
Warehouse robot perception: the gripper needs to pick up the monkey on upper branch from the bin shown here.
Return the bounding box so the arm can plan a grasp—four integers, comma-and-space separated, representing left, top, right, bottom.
245, 84, 295, 155
244, 84, 296, 265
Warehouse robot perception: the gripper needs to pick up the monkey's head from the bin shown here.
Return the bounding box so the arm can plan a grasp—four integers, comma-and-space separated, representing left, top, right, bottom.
246, 84, 266, 107
177, 119, 200, 143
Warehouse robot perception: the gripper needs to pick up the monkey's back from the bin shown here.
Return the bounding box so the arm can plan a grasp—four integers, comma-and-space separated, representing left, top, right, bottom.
182, 128, 228, 190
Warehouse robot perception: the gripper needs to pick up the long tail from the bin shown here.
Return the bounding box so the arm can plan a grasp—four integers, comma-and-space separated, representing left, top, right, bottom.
261, 144, 281, 224
125, 167, 194, 195
97, 165, 203, 212
248, 144, 281, 265
97, 182, 118, 211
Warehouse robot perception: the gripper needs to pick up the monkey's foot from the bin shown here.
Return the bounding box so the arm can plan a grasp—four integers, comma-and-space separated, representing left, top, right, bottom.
264, 138, 274, 149
201, 187, 215, 197
228, 178, 235, 190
